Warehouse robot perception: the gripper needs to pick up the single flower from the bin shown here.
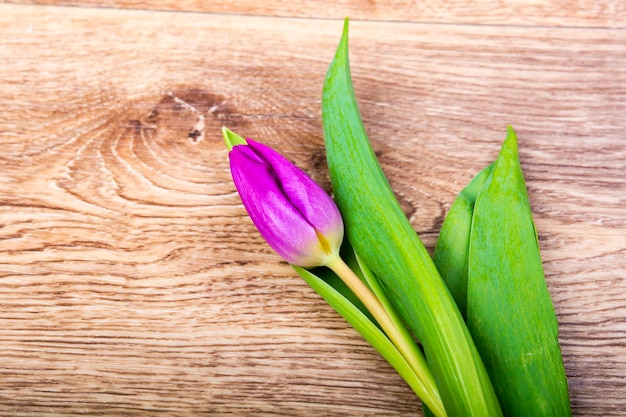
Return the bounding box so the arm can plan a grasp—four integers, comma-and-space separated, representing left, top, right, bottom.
228, 138, 343, 268
223, 128, 445, 416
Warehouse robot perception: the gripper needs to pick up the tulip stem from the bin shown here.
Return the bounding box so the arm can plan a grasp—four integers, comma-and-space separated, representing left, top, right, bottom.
325, 255, 447, 417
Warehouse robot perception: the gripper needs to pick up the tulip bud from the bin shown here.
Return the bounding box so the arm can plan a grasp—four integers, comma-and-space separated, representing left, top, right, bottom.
229, 138, 344, 268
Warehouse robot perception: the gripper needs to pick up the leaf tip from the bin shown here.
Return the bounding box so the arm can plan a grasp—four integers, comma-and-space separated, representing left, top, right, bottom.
336, 17, 349, 54
506, 124, 516, 137
222, 126, 246, 151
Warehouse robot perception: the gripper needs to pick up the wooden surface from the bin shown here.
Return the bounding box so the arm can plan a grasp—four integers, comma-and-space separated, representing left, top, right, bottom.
0, 2, 624, 415
15, 0, 626, 27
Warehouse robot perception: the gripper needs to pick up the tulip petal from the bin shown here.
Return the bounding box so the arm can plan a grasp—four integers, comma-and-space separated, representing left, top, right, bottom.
245, 139, 344, 245
230, 144, 330, 267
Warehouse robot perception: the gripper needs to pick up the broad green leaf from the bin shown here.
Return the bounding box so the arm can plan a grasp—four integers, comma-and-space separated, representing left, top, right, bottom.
467, 126, 571, 416
433, 163, 493, 319
322, 18, 501, 417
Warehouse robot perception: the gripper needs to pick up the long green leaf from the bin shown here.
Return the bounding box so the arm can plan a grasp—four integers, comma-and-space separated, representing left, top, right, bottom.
467, 126, 571, 416
292, 264, 440, 411
322, 18, 501, 417
353, 252, 443, 415
433, 163, 493, 319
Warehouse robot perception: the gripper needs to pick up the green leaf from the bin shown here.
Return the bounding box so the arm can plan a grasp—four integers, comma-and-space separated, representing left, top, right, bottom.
433, 163, 493, 319
292, 263, 440, 413
322, 18, 501, 417
467, 126, 571, 416
353, 251, 444, 417
312, 242, 446, 417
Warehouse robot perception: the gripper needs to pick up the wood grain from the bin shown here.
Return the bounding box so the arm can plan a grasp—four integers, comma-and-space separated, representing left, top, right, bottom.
1, 3, 625, 416
13, 0, 626, 28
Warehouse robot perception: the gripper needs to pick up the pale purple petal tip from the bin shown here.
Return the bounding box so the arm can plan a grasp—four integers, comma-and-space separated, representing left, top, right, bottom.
245, 139, 344, 239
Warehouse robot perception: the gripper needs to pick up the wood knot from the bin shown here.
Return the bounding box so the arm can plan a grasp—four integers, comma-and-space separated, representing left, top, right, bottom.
137, 88, 242, 148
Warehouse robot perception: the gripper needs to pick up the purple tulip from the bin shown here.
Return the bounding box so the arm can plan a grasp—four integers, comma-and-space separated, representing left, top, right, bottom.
229, 139, 344, 267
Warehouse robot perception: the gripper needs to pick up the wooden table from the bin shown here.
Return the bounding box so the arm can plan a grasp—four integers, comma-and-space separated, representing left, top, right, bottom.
1, 1, 624, 415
